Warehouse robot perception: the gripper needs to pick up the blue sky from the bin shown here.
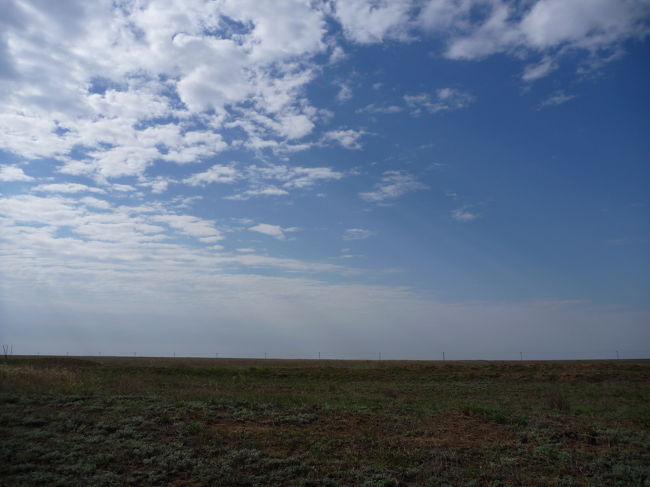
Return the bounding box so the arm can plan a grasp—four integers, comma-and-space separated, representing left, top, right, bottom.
1, 0, 649, 359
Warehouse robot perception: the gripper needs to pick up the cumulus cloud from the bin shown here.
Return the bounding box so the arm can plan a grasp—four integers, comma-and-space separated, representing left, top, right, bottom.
360, 171, 427, 203
334, 0, 649, 78
437, 0, 650, 70
183, 165, 239, 186
79, 197, 111, 210
323, 129, 367, 150
0, 165, 33, 182
334, 0, 414, 44
0, 0, 645, 193
143, 178, 172, 195
188, 163, 345, 200
0, 0, 329, 184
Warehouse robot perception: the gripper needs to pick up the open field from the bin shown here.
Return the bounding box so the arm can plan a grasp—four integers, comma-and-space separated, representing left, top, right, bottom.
1, 357, 649, 486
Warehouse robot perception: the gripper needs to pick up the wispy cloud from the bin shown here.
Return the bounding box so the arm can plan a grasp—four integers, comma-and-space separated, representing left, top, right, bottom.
249, 223, 298, 240
404, 88, 474, 115
539, 91, 576, 109
335, 80, 353, 103
214, 164, 345, 200
343, 228, 375, 241
356, 104, 403, 115
226, 186, 290, 200
451, 206, 480, 222
360, 171, 427, 203
32, 183, 105, 194
522, 56, 558, 81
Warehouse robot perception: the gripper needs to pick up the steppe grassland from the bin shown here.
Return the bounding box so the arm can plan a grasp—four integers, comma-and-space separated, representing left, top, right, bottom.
1, 357, 648, 486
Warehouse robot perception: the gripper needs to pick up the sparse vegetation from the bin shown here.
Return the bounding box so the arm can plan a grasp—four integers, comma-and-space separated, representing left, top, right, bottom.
1, 357, 648, 486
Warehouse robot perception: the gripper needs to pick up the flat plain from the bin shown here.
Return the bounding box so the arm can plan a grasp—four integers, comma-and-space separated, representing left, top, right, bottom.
1, 356, 648, 486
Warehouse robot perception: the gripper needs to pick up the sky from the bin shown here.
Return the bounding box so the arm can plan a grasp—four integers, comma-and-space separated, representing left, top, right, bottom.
1, 0, 649, 360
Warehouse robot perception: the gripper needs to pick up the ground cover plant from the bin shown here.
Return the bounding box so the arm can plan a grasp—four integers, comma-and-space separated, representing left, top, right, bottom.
1, 356, 648, 486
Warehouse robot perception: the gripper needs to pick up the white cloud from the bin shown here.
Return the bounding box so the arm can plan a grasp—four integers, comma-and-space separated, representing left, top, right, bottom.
79, 197, 111, 210
334, 0, 414, 44
356, 104, 403, 114
360, 171, 427, 203
419, 0, 472, 32
443, 1, 519, 60
335, 81, 353, 103
404, 88, 474, 114
32, 183, 105, 194
0, 195, 357, 321
539, 91, 576, 109
283, 167, 344, 189
0, 0, 328, 183
323, 129, 367, 150
154, 214, 222, 240
0, 165, 33, 182
226, 186, 290, 200
520, 0, 649, 50
522, 56, 558, 81
183, 165, 239, 186
343, 228, 375, 240
110, 183, 136, 193
439, 0, 650, 66
0, 0, 644, 191
215, 164, 344, 200
451, 206, 479, 221
145, 178, 172, 195
329, 45, 348, 63
249, 223, 297, 240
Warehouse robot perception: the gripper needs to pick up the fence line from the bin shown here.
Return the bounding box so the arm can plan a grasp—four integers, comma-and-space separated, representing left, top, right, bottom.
5, 345, 650, 361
